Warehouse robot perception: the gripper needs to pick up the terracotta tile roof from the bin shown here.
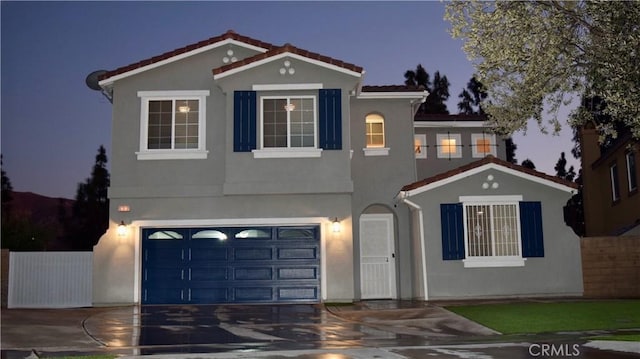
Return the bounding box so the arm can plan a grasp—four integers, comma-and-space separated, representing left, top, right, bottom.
401, 155, 578, 192
415, 113, 487, 122
361, 85, 426, 92
212, 43, 363, 76
99, 30, 277, 81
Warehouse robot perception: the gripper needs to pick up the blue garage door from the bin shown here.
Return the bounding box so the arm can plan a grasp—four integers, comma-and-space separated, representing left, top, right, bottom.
142, 226, 320, 304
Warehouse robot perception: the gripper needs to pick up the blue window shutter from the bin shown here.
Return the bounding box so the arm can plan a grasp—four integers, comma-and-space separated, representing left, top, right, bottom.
440, 203, 465, 260
318, 89, 342, 150
520, 201, 544, 257
233, 91, 257, 152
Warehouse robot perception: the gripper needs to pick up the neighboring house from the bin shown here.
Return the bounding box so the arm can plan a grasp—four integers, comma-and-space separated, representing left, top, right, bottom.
580, 123, 640, 236
92, 30, 583, 305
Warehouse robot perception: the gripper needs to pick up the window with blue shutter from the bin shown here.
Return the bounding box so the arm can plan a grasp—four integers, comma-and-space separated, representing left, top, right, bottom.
520, 201, 544, 257
234, 91, 257, 152
440, 203, 465, 260
318, 89, 342, 150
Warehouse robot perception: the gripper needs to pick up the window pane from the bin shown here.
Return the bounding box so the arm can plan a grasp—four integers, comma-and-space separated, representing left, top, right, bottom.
147, 101, 172, 149
192, 230, 227, 240
148, 230, 183, 240
466, 205, 491, 256
628, 153, 638, 191
492, 204, 519, 256
263, 99, 287, 148
611, 164, 620, 201
476, 138, 492, 154
174, 100, 198, 149
235, 229, 272, 239
441, 139, 457, 154
289, 97, 314, 148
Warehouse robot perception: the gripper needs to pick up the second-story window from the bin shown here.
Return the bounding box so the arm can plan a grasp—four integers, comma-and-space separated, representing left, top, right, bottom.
261, 96, 316, 148
610, 162, 620, 202
436, 133, 462, 159
365, 114, 385, 148
471, 133, 497, 158
137, 90, 209, 160
626, 152, 638, 193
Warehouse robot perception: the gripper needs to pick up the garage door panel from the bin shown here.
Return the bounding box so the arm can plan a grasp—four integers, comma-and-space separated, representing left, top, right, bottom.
144, 247, 185, 264
234, 287, 273, 302
190, 247, 229, 262
277, 267, 318, 280
234, 267, 273, 280
277, 247, 317, 260
190, 288, 230, 304
278, 286, 318, 301
145, 268, 184, 283
234, 248, 273, 261
144, 288, 184, 304
190, 267, 229, 281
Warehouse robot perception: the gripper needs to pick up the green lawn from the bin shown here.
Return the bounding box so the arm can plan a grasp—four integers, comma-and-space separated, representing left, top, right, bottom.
446, 300, 640, 335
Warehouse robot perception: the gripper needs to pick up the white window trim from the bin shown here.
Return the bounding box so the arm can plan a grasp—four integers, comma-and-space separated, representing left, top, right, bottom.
256, 95, 318, 158
459, 195, 525, 268
136, 90, 209, 160
415, 134, 427, 159
610, 163, 620, 201
471, 133, 497, 158
252, 148, 322, 158
626, 152, 637, 192
363, 147, 390, 156
436, 133, 462, 159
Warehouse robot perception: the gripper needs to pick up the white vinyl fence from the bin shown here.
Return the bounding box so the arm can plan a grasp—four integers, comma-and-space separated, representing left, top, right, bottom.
8, 252, 92, 308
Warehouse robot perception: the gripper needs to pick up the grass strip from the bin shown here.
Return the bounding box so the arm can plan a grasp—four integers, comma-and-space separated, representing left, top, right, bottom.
446, 300, 640, 335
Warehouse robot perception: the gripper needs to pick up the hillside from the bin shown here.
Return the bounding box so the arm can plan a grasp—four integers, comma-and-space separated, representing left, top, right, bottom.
6, 191, 74, 225
2, 191, 74, 250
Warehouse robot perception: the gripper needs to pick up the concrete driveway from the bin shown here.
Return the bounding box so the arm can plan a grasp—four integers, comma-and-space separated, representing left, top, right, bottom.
1, 301, 638, 358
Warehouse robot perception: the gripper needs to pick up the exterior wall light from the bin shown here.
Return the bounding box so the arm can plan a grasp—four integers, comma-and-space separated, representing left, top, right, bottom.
117, 221, 128, 237
331, 217, 341, 233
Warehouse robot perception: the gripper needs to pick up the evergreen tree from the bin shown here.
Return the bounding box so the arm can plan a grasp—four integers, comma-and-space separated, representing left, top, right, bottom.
504, 138, 517, 164
521, 158, 536, 170
64, 145, 110, 250
555, 152, 576, 182
457, 76, 487, 115
404, 65, 450, 114
1, 155, 13, 215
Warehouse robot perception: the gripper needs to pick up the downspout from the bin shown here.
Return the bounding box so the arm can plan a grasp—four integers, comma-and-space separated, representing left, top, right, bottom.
398, 192, 429, 301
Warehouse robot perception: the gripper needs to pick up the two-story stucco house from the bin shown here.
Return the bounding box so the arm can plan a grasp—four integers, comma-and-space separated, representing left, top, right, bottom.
92, 30, 583, 305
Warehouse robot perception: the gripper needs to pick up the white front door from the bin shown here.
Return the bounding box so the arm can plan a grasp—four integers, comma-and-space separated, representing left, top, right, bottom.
359, 213, 396, 299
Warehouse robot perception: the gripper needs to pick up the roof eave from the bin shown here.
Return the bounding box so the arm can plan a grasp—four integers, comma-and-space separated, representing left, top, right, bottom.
98, 38, 270, 87
401, 162, 578, 198
213, 52, 363, 81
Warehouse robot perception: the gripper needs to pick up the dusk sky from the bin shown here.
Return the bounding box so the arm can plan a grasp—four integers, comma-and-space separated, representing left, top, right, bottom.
1, 1, 578, 199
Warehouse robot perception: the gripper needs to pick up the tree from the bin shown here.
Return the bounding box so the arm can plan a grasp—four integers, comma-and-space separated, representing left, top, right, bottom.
1, 154, 12, 215
404, 65, 450, 114
63, 145, 110, 250
554, 152, 576, 182
445, 1, 640, 139
504, 137, 517, 164
521, 158, 536, 170
457, 76, 487, 115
